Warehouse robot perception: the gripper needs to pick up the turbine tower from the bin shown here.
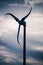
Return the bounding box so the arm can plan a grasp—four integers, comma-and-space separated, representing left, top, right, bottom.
5, 7, 32, 65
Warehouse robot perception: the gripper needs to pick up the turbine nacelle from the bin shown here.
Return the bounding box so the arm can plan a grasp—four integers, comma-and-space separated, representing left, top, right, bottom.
19, 20, 26, 26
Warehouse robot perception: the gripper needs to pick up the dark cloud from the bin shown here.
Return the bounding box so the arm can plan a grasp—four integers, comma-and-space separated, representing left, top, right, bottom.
0, 44, 23, 64
0, 34, 43, 64
0, 40, 23, 54
0, 0, 25, 12
0, 0, 26, 14
26, 50, 43, 61
0, 40, 23, 59
0, 0, 25, 4
0, 61, 22, 65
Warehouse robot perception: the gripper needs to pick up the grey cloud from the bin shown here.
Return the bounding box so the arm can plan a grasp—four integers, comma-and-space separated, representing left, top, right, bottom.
26, 35, 43, 64
27, 0, 43, 3
0, 0, 25, 4
0, 45, 23, 64
34, 2, 43, 8
27, 0, 43, 8
0, 40, 23, 59
26, 35, 43, 48
0, 34, 43, 64
0, 0, 25, 11
0, 45, 17, 63
26, 50, 43, 61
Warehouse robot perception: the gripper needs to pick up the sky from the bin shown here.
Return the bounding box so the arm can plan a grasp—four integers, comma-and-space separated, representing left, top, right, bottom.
0, 0, 43, 65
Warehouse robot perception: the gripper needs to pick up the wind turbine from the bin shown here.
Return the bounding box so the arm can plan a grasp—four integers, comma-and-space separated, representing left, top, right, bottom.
5, 7, 32, 65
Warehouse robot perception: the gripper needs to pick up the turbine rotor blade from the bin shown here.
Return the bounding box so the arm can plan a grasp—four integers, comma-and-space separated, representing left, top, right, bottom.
17, 24, 20, 44
21, 7, 32, 21
5, 13, 19, 22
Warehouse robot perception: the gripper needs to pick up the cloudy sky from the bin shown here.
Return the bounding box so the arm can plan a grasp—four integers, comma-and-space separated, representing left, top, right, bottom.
0, 0, 43, 65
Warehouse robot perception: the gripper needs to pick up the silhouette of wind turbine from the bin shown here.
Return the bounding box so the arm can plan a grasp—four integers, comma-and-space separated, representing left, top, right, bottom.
5, 7, 32, 44
5, 7, 32, 65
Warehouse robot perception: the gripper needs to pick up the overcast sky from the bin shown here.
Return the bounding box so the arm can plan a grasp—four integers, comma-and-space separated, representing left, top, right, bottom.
0, 0, 43, 65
